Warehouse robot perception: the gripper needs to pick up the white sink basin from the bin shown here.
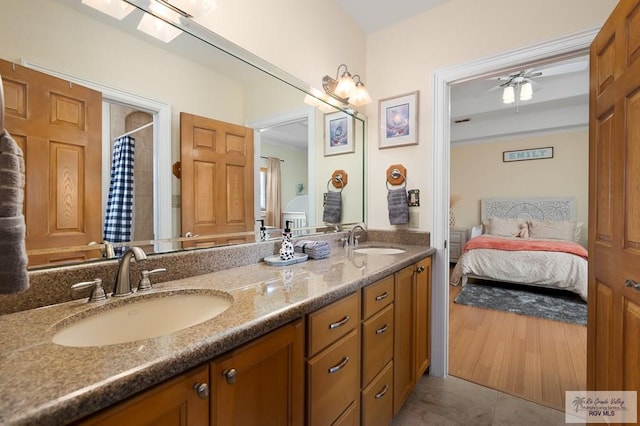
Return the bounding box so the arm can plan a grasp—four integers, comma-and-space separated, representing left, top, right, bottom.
353, 247, 406, 255
52, 291, 232, 347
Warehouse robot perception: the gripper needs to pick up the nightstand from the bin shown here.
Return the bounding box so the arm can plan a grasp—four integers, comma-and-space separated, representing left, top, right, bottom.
449, 228, 468, 263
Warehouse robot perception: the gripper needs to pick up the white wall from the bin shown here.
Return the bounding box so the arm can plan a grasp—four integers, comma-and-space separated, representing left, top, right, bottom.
451, 129, 589, 246
363, 0, 617, 232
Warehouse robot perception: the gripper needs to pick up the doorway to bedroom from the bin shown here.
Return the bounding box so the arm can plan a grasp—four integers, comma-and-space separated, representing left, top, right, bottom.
446, 50, 589, 411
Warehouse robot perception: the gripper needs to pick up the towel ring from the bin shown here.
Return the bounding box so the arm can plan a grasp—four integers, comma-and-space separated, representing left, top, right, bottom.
327, 175, 344, 192
386, 169, 406, 190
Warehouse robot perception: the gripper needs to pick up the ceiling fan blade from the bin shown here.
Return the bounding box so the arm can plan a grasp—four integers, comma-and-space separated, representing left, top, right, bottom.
537, 61, 588, 77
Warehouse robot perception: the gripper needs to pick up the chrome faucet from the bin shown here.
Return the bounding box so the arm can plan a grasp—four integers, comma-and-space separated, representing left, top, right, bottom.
347, 223, 367, 247
112, 247, 147, 297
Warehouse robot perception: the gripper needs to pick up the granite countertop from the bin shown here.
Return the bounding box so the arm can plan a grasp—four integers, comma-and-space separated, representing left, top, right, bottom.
0, 242, 434, 425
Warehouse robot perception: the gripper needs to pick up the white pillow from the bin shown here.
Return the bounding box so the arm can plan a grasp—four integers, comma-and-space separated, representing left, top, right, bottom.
528, 219, 577, 241
573, 222, 583, 243
485, 217, 524, 237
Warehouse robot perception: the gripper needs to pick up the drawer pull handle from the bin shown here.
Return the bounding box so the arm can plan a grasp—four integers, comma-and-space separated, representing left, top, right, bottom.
625, 279, 640, 290
375, 292, 389, 301
328, 356, 350, 374
329, 315, 350, 329
374, 384, 389, 399
375, 324, 389, 335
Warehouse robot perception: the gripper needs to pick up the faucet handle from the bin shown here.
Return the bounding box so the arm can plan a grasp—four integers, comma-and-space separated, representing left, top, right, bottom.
71, 278, 107, 303
137, 268, 167, 292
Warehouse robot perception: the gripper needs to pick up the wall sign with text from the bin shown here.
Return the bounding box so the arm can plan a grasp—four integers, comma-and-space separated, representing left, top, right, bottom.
503, 147, 554, 162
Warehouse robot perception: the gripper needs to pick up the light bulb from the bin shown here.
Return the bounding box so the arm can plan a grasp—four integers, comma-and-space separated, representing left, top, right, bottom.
350, 82, 372, 106
335, 71, 356, 99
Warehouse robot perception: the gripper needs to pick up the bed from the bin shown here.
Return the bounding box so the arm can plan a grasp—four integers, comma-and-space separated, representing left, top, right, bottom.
450, 197, 588, 301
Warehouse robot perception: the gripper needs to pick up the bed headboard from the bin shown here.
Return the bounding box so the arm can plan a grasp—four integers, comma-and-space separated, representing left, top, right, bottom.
480, 197, 576, 223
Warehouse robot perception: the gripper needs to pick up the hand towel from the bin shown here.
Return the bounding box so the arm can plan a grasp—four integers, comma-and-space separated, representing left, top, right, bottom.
294, 240, 331, 259
388, 188, 409, 225
323, 191, 342, 224
0, 130, 29, 293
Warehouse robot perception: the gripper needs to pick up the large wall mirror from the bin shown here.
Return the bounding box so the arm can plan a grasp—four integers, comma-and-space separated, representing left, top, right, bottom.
0, 0, 365, 269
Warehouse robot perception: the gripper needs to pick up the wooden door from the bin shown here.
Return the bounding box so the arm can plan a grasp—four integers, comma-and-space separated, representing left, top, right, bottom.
180, 112, 254, 247
210, 319, 304, 426
79, 364, 209, 425
0, 60, 102, 266
588, 0, 640, 395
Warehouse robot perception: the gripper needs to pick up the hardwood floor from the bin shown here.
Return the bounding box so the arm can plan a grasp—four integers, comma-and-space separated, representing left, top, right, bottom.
448, 283, 587, 411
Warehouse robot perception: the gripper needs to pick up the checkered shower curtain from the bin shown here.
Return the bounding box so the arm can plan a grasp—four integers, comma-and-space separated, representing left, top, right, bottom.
103, 135, 135, 256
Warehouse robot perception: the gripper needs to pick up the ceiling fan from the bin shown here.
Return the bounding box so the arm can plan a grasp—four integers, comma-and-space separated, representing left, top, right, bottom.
487, 60, 588, 109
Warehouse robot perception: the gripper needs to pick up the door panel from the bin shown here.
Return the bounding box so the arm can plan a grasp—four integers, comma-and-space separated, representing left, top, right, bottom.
588, 0, 640, 396
0, 59, 102, 266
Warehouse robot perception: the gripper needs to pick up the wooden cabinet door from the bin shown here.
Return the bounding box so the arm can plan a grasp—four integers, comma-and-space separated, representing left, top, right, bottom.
588, 0, 640, 394
1, 59, 102, 266
393, 264, 415, 416
79, 365, 209, 425
414, 257, 431, 381
210, 319, 304, 426
180, 112, 254, 248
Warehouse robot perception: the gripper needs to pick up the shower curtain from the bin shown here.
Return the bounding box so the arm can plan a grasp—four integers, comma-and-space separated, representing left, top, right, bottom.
103, 135, 135, 256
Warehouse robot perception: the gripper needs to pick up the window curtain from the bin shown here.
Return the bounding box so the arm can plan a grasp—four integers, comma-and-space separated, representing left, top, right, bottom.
103, 135, 135, 256
265, 157, 281, 229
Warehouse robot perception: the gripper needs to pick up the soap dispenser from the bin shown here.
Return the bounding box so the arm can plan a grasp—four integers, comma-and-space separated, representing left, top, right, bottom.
279, 220, 295, 261
256, 219, 267, 241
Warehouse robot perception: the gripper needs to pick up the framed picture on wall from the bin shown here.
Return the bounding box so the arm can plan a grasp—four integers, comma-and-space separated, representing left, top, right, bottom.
324, 111, 354, 156
379, 91, 419, 149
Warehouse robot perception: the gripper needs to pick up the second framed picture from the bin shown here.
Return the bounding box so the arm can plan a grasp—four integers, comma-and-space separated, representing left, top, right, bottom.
379, 91, 419, 149
324, 111, 354, 156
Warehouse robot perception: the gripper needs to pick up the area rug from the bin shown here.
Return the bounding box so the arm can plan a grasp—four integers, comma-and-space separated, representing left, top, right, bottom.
454, 280, 587, 326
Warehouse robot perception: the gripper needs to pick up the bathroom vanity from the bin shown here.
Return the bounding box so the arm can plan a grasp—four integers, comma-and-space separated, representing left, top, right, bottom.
0, 233, 433, 425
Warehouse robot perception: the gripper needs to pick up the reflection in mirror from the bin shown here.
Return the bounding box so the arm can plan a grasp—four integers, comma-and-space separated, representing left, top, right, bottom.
0, 0, 365, 269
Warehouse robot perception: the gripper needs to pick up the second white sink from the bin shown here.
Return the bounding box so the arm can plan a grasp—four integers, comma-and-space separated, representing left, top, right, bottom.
353, 247, 406, 255
52, 291, 232, 347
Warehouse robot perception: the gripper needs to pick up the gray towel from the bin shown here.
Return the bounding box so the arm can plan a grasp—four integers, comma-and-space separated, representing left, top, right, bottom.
294, 240, 331, 259
0, 130, 29, 293
323, 191, 342, 224
388, 188, 409, 225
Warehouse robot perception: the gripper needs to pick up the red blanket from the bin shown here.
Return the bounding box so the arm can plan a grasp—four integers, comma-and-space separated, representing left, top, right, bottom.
463, 236, 588, 259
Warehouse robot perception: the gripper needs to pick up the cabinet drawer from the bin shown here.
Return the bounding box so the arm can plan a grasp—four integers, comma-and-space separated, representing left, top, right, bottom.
332, 400, 359, 426
361, 361, 393, 426
307, 292, 359, 356
362, 276, 394, 319
307, 329, 360, 426
361, 304, 394, 387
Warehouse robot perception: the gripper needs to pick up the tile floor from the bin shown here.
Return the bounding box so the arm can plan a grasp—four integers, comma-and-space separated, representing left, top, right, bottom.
392, 375, 576, 425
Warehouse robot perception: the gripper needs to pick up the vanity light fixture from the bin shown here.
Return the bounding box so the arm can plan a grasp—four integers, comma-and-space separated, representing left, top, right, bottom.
82, 0, 217, 44
81, 0, 135, 20
321, 64, 372, 107
137, 1, 183, 43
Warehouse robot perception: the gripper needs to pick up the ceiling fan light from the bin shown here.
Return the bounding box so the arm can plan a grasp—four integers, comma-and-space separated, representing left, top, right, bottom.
502, 86, 515, 104
520, 82, 533, 101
